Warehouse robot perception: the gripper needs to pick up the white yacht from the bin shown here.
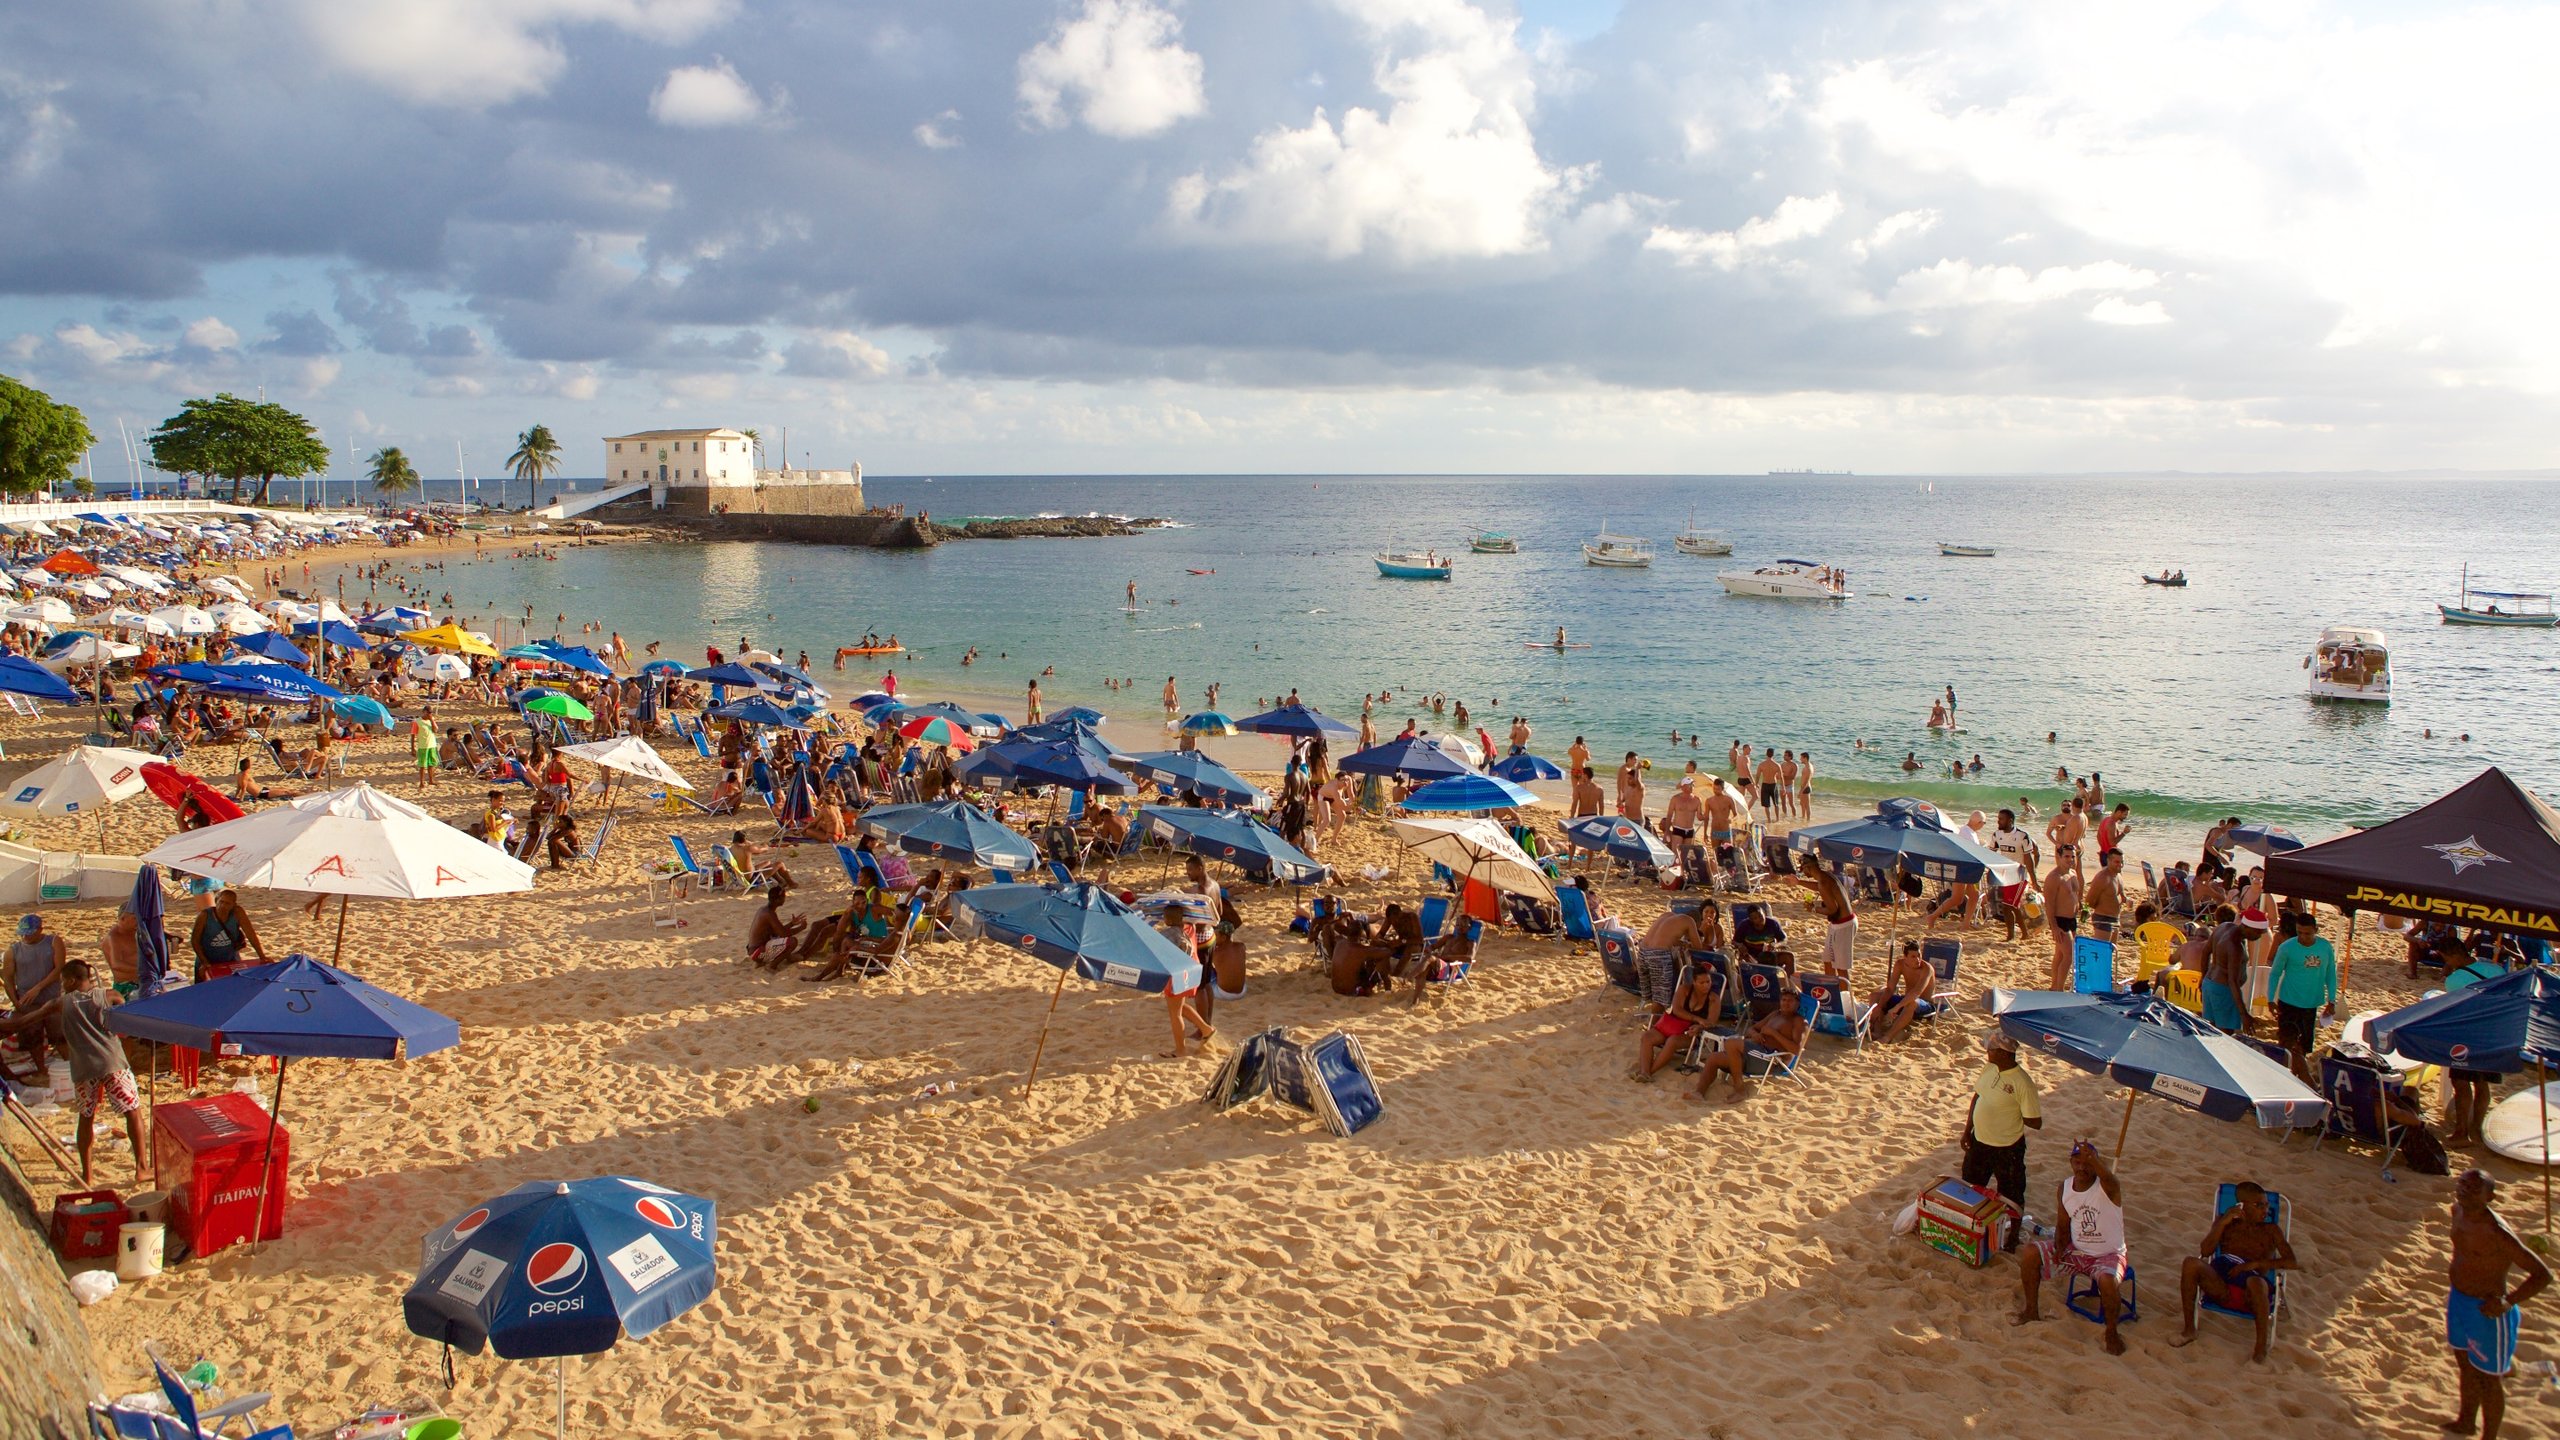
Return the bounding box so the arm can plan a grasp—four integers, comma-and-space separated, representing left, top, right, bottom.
1583, 524, 1654, 568
2304, 626, 2390, 704
1717, 559, 1850, 600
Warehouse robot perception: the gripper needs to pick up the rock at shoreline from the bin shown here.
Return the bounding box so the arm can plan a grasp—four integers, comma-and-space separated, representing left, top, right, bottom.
931, 515, 1163, 540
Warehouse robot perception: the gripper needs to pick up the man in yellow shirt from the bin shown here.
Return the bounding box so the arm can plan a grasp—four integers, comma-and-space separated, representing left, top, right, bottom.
1962, 1031, 2043, 1215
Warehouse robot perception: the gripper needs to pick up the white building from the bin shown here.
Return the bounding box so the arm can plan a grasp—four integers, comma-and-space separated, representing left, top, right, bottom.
599, 426, 863, 517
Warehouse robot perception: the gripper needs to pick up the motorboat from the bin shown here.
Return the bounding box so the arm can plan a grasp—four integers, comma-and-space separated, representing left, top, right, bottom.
1717, 559, 1849, 600
2142, 569, 2188, 587
2440, 565, 2556, 627
1672, 509, 1731, 556
2304, 626, 2391, 704
1375, 550, 1452, 580
1583, 525, 1654, 568
1938, 543, 1995, 557
1470, 532, 1520, 554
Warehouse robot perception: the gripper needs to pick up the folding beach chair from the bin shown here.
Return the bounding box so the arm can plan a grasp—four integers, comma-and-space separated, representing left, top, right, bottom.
1047, 860, 1075, 886
1738, 961, 1787, 1020
2313, 1053, 2406, 1176
2071, 935, 2117, 994
835, 842, 867, 889
1595, 927, 1643, 1001
147, 1356, 291, 1439
716, 843, 783, 891
691, 730, 715, 761
1801, 972, 1874, 1052
1417, 895, 1450, 948
2198, 1183, 2291, 1341
1744, 986, 1819, 1084
667, 834, 718, 891
1558, 887, 1596, 944
1922, 938, 1963, 1004
571, 814, 616, 868
1414, 918, 1482, 1000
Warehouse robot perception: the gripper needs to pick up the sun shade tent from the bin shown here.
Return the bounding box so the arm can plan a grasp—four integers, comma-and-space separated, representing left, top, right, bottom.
2263, 768, 2560, 943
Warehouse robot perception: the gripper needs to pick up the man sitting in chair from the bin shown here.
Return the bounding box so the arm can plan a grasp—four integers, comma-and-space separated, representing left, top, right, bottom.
2015, 1139, 2130, 1355
1733, 902, 1792, 966
1868, 938, 1941, 1043
1690, 975, 1805, 1103
1329, 902, 1420, 996
745, 881, 804, 967
1632, 964, 1721, 1082
2169, 1180, 2296, 1362
728, 830, 794, 890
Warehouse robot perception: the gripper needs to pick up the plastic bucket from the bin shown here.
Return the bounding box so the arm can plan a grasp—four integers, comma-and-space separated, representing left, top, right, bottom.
115, 1221, 164, 1280
125, 1190, 171, 1225
45, 1059, 73, 1105
405, 1419, 462, 1440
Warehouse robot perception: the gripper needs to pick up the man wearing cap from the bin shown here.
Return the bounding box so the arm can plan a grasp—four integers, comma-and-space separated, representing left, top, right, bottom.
1960, 1031, 2042, 1213
2267, 909, 2340, 1081
5, 913, 68, 1069
2203, 906, 2256, 1033
2444, 1169, 2551, 1439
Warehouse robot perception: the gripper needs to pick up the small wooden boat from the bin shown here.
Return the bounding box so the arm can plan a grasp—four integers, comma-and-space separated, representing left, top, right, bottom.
2440, 565, 2556, 627
1938, 543, 1995, 557
2141, 571, 2188, 587
1376, 550, 1453, 580
1673, 508, 1730, 556
1583, 523, 1653, 568
1470, 532, 1520, 554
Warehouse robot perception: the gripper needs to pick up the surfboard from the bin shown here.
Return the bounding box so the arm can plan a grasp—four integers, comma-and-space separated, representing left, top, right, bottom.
1522, 642, 1594, 650
2484, 1081, 2560, 1165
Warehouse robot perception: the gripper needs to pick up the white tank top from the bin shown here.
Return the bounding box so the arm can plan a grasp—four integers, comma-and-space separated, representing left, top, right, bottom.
2061, 1174, 2125, 1255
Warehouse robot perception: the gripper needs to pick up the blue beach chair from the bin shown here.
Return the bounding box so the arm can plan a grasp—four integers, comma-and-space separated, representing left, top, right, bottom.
1596, 928, 1643, 999
2198, 1183, 2291, 1340
1559, 887, 1596, 943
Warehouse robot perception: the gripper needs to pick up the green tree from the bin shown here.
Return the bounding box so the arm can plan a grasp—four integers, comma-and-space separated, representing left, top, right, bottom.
71, 473, 95, 498
0, 374, 97, 496
367, 446, 421, 498
146, 393, 328, 504
505, 423, 560, 511
740, 426, 763, 468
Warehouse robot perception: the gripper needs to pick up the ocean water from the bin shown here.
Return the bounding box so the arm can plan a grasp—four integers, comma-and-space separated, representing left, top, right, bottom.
391, 473, 2560, 838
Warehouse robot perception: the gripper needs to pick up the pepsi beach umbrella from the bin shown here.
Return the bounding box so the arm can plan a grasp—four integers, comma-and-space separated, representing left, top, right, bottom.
1119, 751, 1263, 807
226, 631, 310, 665
951, 882, 1205, 1090
708, 696, 807, 730
2228, 822, 2305, 856
0, 654, 83, 703
1234, 702, 1358, 741
1988, 989, 2327, 1152
849, 689, 896, 710
1130, 805, 1325, 883
1009, 740, 1134, 794
1013, 716, 1112, 748
1486, 750, 1565, 782
2370, 966, 2560, 1076
1051, 706, 1107, 726
1402, 773, 1541, 813
1338, 734, 1479, 781
855, 800, 1038, 872
295, 618, 371, 650
1563, 815, 1678, 869
111, 953, 460, 1241
209, 659, 346, 701
1177, 711, 1238, 737
685, 661, 778, 690
405, 1177, 718, 1437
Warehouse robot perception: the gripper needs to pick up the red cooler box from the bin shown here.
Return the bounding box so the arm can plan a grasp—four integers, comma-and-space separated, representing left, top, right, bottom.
153, 1093, 289, 1257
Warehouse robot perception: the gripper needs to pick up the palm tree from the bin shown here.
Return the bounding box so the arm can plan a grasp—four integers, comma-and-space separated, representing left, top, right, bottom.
367, 446, 420, 499
740, 427, 763, 469
505, 423, 561, 512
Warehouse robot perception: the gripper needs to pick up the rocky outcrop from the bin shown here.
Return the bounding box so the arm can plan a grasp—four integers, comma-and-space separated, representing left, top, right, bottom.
0, 1169, 103, 1440
930, 516, 1164, 540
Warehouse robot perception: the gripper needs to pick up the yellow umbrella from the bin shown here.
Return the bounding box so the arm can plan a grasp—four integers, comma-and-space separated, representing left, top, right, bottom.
398, 622, 498, 658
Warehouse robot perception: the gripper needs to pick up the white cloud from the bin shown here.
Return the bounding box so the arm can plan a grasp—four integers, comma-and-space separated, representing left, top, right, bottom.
1887, 258, 2158, 309
1171, 0, 1573, 261
2089, 297, 2170, 327
783, 330, 893, 379
182, 316, 240, 350
1643, 192, 1841, 270
914, 110, 964, 149
650, 60, 768, 128
1851, 208, 1938, 258
1018, 0, 1205, 138
299, 0, 733, 108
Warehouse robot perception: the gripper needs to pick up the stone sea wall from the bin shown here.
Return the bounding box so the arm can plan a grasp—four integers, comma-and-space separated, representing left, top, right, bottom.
0, 1167, 103, 1440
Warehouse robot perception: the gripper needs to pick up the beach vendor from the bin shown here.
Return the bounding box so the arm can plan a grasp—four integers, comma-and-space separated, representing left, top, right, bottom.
1796, 855, 1857, 976
1960, 1031, 2041, 1209
2267, 909, 2339, 1081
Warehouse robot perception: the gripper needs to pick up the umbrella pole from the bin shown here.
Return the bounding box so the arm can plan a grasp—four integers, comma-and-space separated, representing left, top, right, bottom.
248, 1057, 288, 1250
557, 1353, 566, 1440
2114, 1087, 2136, 1161
1022, 964, 1073, 1095
332, 894, 349, 966
2541, 1061, 2551, 1235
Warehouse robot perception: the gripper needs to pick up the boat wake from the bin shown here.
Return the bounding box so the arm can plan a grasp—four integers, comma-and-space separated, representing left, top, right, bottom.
1137, 623, 1203, 633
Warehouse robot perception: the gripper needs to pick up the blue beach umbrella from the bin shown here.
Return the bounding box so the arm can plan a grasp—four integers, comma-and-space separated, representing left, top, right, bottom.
0, 655, 81, 703
131, 864, 169, 996
1486, 750, 1565, 782
503, 644, 556, 661
539, 642, 617, 677
332, 695, 396, 729
1119, 751, 1264, 808
951, 882, 1204, 1090
1177, 711, 1238, 738
706, 697, 806, 730
294, 618, 371, 650
1788, 800, 2021, 886
1234, 702, 1358, 741
1402, 773, 1541, 813
1988, 989, 2327, 1147
405, 1176, 718, 1435
2371, 966, 2560, 1076
2228, 822, 2305, 856
1051, 706, 1107, 726
901, 700, 1006, 738
640, 659, 689, 678
1014, 716, 1112, 747
855, 800, 1039, 872
1009, 740, 1134, 794
1563, 815, 1678, 868
225, 631, 309, 664
1132, 805, 1325, 883
685, 661, 779, 690
1338, 734, 1479, 781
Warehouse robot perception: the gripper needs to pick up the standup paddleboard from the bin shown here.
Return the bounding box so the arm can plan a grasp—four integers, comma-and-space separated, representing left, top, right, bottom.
2484, 1081, 2560, 1166
1522, 642, 1594, 651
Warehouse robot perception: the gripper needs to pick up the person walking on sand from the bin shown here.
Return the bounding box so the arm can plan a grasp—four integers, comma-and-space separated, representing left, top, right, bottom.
2043, 845, 2083, 988
1025, 678, 1043, 725
2439, 1169, 2551, 1439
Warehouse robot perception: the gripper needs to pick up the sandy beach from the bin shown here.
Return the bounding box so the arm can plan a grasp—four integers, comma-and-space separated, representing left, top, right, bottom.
0, 666, 2540, 1438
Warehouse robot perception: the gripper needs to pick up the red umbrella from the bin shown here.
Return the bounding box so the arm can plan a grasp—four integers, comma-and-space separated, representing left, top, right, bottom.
140, 761, 247, 826
895, 715, 977, 752
40, 548, 101, 576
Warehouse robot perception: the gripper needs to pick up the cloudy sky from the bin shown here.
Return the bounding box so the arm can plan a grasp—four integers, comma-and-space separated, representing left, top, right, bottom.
3, 0, 2553, 479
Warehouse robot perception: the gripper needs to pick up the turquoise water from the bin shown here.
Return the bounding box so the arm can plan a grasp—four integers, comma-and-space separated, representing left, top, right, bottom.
384, 474, 2560, 837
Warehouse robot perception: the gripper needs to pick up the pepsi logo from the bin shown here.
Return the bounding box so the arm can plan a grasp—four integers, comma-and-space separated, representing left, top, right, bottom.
449, 1207, 491, 1242
2451, 1043, 2471, 1062
634, 1196, 685, 1229
525, 1242, 588, 1295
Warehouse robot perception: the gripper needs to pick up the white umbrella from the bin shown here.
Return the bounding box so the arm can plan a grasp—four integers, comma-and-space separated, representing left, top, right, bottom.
137, 782, 537, 962
201, 576, 253, 603
1388, 816, 1558, 901
40, 636, 139, 669
403, 651, 470, 682
7, 597, 76, 626
69, 578, 115, 601
13, 569, 56, 588
150, 604, 217, 636
207, 602, 271, 635
0, 746, 157, 817
260, 599, 316, 622
737, 648, 781, 665
557, 736, 692, 791
18, 520, 55, 538
105, 607, 174, 637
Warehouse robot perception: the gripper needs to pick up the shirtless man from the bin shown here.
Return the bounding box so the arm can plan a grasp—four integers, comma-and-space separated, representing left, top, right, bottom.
2043, 846, 2084, 989
1868, 938, 1939, 1042
745, 883, 804, 967
1567, 735, 1590, 775
2169, 1180, 2298, 1362
1162, 676, 1178, 715
1569, 766, 1604, 819
1616, 753, 1645, 824
2437, 1170, 2551, 1439
1329, 904, 1421, 996
1754, 747, 1782, 824
2046, 800, 2089, 886
2087, 848, 2127, 942
1705, 781, 1745, 878
1794, 748, 1814, 820
1662, 778, 1708, 881
1692, 979, 1807, 1102
1798, 854, 1857, 976
1778, 751, 1799, 817
1508, 715, 1532, 753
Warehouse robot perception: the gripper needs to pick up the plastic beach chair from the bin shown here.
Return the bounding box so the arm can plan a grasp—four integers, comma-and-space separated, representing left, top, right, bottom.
2065, 1263, 2138, 1326
2199, 1183, 2290, 1339
150, 1356, 291, 1439
1922, 938, 1963, 1003
1802, 973, 1874, 1051
1558, 887, 1596, 943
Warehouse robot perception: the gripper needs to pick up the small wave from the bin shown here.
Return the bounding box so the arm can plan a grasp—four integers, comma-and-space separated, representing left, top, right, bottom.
1136, 623, 1204, 633
1306, 607, 1327, 614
